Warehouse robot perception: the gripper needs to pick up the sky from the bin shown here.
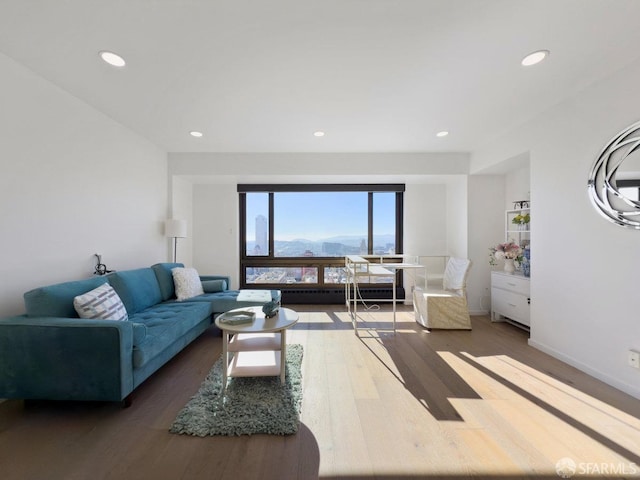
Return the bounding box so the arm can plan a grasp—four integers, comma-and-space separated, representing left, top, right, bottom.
246, 192, 396, 241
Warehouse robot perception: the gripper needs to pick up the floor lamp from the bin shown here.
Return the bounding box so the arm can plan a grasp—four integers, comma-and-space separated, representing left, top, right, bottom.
165, 219, 187, 262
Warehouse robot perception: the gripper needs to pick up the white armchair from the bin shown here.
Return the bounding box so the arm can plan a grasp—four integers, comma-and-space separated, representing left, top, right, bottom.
412, 257, 472, 330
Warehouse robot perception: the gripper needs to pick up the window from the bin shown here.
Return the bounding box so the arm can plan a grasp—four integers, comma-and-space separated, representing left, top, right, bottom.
238, 184, 404, 298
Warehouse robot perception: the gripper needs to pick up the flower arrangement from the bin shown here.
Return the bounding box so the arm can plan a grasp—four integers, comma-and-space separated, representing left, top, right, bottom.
489, 241, 522, 265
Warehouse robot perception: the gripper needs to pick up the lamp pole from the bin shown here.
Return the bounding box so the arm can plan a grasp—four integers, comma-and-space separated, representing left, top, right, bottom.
173, 237, 178, 262
165, 219, 187, 263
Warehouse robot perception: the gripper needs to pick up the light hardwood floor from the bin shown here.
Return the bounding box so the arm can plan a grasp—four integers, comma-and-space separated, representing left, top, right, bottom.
1, 305, 639, 479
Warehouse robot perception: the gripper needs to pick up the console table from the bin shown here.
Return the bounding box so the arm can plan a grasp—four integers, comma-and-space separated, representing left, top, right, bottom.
345, 255, 426, 335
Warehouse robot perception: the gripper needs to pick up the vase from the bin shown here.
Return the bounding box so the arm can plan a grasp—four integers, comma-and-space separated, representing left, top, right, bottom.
521, 257, 530, 277
503, 258, 516, 274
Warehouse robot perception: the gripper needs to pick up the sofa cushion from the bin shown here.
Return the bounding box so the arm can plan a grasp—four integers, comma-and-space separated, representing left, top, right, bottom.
201, 279, 227, 293
151, 262, 184, 301
73, 283, 128, 321
129, 301, 211, 368
107, 268, 162, 315
172, 267, 204, 300
24, 276, 109, 318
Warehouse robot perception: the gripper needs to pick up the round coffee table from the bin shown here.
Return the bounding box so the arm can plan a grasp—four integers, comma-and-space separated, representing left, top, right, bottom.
215, 306, 299, 393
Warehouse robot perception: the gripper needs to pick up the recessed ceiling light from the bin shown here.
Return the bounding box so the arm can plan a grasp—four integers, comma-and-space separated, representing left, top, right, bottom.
436, 131, 449, 137
189, 131, 203, 138
521, 50, 549, 66
99, 50, 126, 68
313, 131, 325, 137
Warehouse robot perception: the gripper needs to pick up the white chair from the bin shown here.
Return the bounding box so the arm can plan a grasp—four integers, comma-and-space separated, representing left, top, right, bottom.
413, 257, 472, 330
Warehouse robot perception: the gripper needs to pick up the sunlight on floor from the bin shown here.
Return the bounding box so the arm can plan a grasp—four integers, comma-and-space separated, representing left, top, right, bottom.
293, 311, 640, 478
439, 350, 640, 472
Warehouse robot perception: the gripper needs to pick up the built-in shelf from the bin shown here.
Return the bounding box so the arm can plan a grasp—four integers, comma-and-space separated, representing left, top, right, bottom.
492, 208, 531, 332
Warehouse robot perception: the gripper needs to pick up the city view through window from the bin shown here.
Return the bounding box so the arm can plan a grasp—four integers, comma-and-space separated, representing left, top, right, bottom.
243, 191, 398, 286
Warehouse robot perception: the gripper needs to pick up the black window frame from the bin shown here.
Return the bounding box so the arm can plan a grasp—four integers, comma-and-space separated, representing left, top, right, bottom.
238, 184, 405, 294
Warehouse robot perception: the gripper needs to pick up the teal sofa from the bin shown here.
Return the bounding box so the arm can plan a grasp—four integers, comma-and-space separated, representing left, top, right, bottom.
0, 263, 280, 404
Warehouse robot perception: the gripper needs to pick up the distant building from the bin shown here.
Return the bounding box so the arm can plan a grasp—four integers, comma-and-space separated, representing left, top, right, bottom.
255, 214, 268, 254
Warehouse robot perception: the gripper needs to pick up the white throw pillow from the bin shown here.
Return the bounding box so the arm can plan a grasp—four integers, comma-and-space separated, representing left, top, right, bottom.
172, 267, 204, 301
73, 283, 128, 321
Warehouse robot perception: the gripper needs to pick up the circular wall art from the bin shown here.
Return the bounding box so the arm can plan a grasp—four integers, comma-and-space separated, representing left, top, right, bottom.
588, 120, 640, 229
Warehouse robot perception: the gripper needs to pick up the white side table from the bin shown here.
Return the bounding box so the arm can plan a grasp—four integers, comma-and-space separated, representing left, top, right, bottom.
214, 306, 299, 393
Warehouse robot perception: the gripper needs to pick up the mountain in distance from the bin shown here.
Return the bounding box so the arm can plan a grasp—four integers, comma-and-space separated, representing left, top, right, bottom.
319, 234, 395, 247
255, 234, 395, 247
283, 234, 394, 247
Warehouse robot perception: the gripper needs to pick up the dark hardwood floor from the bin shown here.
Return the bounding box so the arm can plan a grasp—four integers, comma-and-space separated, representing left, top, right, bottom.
0, 305, 638, 479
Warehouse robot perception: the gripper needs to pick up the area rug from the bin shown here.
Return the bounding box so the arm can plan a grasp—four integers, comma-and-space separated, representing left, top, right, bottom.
170, 344, 303, 436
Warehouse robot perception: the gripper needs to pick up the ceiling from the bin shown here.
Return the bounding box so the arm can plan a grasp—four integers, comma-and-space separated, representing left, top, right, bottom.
2, 0, 640, 154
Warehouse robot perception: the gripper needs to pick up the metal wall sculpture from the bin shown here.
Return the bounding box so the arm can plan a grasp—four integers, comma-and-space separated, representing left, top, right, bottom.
588, 120, 640, 229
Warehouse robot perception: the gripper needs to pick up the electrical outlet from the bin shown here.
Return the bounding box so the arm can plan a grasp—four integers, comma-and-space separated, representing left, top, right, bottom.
628, 350, 640, 369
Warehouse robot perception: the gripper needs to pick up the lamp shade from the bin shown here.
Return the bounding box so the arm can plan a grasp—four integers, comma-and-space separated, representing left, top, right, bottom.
165, 219, 187, 238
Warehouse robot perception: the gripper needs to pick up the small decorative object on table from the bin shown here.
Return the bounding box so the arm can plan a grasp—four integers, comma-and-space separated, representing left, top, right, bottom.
262, 300, 280, 318
219, 310, 256, 325
489, 241, 522, 274
503, 258, 516, 274
521, 246, 531, 277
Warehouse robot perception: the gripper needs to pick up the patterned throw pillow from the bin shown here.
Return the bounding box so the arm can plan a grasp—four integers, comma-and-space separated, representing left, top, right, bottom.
172, 267, 204, 301
73, 283, 128, 321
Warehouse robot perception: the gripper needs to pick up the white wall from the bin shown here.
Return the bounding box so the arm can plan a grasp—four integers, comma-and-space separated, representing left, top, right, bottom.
467, 175, 505, 314
168, 152, 469, 176
505, 163, 531, 211
0, 53, 168, 317
193, 183, 239, 286
445, 176, 468, 258
471, 58, 640, 399
403, 183, 447, 257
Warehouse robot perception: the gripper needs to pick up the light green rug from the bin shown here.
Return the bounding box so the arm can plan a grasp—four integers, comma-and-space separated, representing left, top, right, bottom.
170, 344, 303, 436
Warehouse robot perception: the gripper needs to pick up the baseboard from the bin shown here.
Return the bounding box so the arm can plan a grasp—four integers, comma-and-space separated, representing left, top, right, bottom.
528, 339, 640, 400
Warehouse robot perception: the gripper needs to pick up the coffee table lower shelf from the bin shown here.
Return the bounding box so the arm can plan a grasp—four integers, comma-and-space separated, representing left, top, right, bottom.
227, 350, 282, 377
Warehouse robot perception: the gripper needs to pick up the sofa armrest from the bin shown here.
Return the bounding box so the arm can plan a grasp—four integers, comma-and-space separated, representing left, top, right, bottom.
0, 315, 134, 402
199, 275, 231, 290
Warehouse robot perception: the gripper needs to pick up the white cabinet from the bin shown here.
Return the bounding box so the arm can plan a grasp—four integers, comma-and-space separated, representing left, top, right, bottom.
491, 271, 530, 329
